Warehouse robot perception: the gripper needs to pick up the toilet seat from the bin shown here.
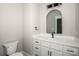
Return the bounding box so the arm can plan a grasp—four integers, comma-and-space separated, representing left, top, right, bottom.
10, 52, 23, 56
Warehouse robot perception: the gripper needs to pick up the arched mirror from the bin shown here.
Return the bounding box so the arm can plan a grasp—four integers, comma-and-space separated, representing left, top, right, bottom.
46, 9, 62, 34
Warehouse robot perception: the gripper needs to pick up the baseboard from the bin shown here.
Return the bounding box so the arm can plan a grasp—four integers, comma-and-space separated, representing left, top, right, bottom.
22, 51, 32, 56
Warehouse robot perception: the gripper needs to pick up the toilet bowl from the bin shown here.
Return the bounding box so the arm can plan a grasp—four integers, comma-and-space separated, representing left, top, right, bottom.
2, 41, 23, 56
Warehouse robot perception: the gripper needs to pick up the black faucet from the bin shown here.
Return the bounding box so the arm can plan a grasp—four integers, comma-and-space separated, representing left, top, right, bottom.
51, 32, 55, 38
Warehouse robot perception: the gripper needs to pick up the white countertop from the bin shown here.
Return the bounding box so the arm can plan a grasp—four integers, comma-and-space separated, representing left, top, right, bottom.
32, 34, 79, 48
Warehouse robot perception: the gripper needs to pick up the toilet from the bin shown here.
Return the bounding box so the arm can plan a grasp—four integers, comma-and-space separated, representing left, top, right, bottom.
2, 41, 23, 56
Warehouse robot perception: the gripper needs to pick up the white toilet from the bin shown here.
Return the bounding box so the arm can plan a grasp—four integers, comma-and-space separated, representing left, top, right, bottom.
2, 41, 23, 56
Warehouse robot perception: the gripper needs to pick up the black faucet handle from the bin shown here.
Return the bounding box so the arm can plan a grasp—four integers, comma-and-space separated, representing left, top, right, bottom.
51, 32, 55, 38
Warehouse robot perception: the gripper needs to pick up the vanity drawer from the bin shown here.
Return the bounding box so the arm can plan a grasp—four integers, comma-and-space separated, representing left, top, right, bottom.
63, 52, 75, 56
63, 46, 79, 55
52, 50, 62, 56
33, 44, 41, 52
41, 41, 50, 47
33, 51, 41, 56
51, 43, 62, 51
33, 39, 41, 45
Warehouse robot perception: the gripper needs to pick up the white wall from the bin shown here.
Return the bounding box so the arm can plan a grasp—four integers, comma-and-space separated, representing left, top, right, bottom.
23, 3, 40, 55
0, 3, 24, 55
40, 3, 75, 36
75, 3, 79, 38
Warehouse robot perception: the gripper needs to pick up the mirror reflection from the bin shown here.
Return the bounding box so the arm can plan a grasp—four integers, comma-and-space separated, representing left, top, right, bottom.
46, 10, 62, 34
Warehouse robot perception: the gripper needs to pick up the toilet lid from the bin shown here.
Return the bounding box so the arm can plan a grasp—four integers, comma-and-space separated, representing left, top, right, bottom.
10, 52, 23, 56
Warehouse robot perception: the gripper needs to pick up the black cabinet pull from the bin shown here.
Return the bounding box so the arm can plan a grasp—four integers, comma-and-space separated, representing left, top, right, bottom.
48, 51, 50, 56
67, 50, 74, 53
35, 54, 39, 56
35, 47, 39, 49
35, 41, 39, 43
50, 51, 52, 56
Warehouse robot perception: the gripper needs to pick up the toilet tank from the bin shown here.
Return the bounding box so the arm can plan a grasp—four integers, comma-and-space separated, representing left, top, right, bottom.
2, 41, 18, 56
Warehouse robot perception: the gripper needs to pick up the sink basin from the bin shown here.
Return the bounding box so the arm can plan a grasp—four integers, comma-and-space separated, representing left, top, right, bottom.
33, 33, 52, 39
38, 33, 52, 38
32, 33, 53, 41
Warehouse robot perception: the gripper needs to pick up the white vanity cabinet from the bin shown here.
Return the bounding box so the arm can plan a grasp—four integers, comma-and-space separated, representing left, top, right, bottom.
32, 35, 79, 56
41, 46, 51, 56
32, 39, 41, 56
41, 46, 63, 56
41, 41, 63, 56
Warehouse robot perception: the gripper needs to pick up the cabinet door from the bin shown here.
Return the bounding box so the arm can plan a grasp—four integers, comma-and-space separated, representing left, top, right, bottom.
41, 46, 50, 56
51, 49, 62, 56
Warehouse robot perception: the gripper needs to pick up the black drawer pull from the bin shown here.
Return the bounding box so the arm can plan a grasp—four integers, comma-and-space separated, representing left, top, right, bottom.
35, 47, 39, 49
35, 54, 39, 56
35, 41, 39, 43
67, 50, 74, 53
